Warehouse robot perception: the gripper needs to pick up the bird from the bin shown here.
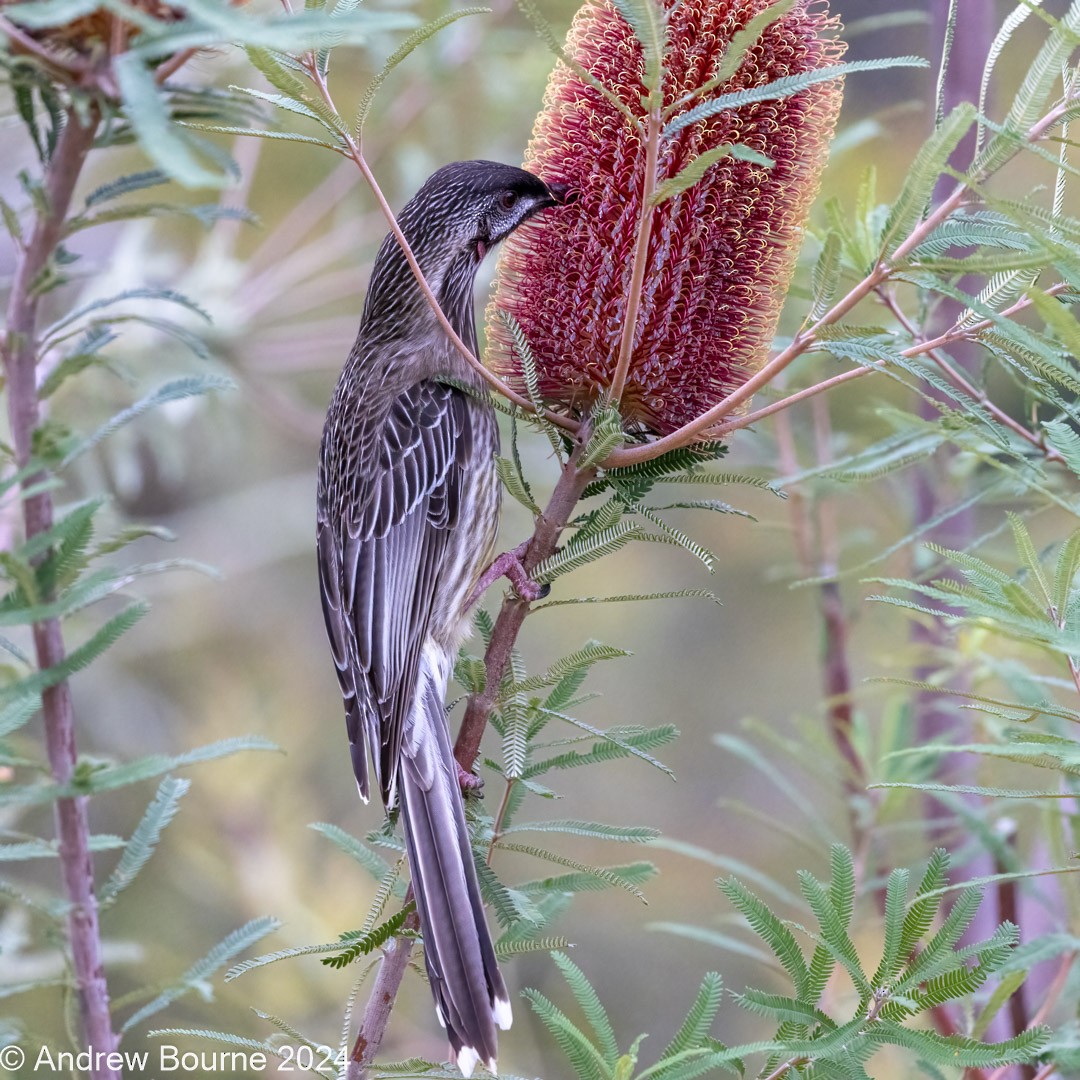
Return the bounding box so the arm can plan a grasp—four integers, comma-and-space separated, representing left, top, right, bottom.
316, 160, 569, 1077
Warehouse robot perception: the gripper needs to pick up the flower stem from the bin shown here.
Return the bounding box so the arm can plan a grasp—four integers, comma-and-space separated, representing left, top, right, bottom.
1, 103, 120, 1080
609, 104, 661, 408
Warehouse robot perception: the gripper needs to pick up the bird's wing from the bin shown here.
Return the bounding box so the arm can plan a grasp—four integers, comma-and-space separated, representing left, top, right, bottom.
317, 378, 473, 804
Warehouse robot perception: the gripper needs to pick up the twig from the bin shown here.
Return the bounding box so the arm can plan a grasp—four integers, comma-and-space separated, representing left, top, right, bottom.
879, 288, 1066, 465
1, 105, 120, 1080
0, 15, 94, 75
154, 48, 197, 84
346, 906, 420, 1080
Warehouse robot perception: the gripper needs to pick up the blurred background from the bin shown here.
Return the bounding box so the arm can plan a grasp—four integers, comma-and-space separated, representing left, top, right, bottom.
1, 1, 1075, 1076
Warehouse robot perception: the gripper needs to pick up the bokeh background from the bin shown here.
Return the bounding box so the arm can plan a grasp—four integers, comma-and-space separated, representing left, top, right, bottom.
1, 2, 1074, 1076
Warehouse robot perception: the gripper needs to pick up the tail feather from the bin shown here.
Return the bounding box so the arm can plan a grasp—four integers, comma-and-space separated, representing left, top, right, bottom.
399, 649, 510, 1075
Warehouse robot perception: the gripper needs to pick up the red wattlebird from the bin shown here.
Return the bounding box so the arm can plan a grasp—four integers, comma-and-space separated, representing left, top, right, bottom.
317, 161, 568, 1076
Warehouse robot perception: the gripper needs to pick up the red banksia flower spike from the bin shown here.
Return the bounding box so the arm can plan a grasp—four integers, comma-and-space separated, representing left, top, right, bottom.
487, 0, 845, 440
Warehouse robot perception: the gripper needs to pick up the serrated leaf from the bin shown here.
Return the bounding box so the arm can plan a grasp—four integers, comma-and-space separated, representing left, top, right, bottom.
100, 776, 190, 905
122, 917, 280, 1030
665, 58, 927, 140
650, 144, 772, 206
500, 820, 658, 843
667, 0, 798, 116
610, 0, 666, 98
62, 375, 234, 466
355, 8, 489, 130
0, 735, 279, 806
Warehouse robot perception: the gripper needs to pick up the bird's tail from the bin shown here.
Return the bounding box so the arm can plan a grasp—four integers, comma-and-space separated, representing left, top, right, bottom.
398, 645, 511, 1077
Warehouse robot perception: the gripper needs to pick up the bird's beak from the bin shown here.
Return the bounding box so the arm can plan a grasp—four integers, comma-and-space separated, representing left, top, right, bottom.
543, 180, 577, 206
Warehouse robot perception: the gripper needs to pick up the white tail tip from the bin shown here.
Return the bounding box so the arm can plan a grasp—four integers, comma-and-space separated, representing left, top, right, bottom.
456, 1046, 479, 1078
493, 996, 513, 1031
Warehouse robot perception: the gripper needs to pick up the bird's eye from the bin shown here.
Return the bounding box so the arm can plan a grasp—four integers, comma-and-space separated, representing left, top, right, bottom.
499, 190, 518, 211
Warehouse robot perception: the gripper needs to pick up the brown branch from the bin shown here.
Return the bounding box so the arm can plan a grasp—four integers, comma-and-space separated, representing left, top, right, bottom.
1, 104, 120, 1080
0, 16, 94, 76
454, 448, 596, 770
346, 903, 420, 1080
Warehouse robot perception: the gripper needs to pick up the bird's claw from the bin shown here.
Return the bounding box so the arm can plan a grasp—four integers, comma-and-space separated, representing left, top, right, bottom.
468, 540, 549, 606
457, 762, 484, 797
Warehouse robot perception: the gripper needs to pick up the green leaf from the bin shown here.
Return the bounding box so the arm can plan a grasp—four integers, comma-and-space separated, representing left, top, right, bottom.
100, 776, 190, 906
667, 0, 798, 116
497, 310, 565, 458
0, 735, 279, 806
0, 604, 148, 709
0, 193, 24, 247
899, 848, 948, 958
799, 870, 872, 997
610, 0, 666, 99
515, 0, 640, 128
1053, 527, 1080, 616
649, 144, 772, 206
734, 989, 834, 1029
355, 8, 489, 130
2, 0, 102, 28
114, 54, 231, 189
508, 642, 630, 695
495, 456, 540, 514
865, 1022, 1048, 1068
524, 987, 615, 1080
882, 103, 977, 254
527, 713, 676, 778
810, 231, 843, 320
0, 834, 125, 860
179, 122, 344, 152
665, 58, 928, 139
870, 868, 910, 986
551, 952, 620, 1069
533, 522, 643, 582
657, 972, 723, 1065
122, 917, 280, 1030
535, 588, 721, 610
321, 904, 414, 969
63, 375, 234, 466
502, 844, 655, 901
500, 820, 658, 843
84, 169, 170, 207
581, 404, 625, 469
718, 877, 809, 998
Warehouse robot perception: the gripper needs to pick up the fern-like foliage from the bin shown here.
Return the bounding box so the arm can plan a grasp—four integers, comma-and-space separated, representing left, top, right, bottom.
538, 848, 1047, 1080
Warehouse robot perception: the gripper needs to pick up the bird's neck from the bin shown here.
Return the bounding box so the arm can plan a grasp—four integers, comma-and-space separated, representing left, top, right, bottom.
359, 238, 482, 382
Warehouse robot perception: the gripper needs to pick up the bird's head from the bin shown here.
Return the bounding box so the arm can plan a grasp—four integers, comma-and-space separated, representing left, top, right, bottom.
363, 160, 573, 345
401, 159, 572, 267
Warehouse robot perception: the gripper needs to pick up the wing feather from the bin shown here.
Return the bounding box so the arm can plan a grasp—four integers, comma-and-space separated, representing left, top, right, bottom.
317, 379, 470, 803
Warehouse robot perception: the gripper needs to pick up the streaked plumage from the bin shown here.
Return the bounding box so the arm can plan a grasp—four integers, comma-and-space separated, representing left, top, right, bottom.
317, 161, 565, 1075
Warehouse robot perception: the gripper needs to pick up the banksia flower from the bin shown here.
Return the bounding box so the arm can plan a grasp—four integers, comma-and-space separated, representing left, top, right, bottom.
487, 0, 845, 436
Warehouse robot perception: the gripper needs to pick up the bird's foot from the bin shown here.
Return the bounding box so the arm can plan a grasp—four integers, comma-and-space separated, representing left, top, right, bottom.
469, 541, 551, 606
456, 761, 484, 797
